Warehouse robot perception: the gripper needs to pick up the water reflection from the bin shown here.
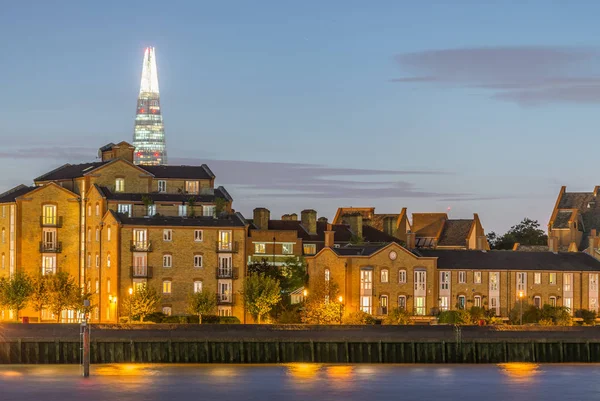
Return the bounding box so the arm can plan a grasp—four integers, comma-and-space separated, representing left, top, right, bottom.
285, 363, 322, 379
498, 363, 540, 383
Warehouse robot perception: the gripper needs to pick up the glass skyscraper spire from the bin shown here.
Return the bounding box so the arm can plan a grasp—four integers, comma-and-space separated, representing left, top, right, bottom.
133, 47, 167, 165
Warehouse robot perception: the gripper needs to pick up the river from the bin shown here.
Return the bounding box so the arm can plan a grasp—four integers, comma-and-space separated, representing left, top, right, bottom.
0, 363, 598, 401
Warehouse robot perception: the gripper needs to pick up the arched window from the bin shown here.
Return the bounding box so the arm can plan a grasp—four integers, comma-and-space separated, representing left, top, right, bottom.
1, 228, 4, 243
398, 295, 406, 310
380, 269, 389, 283
380, 295, 389, 315
95, 203, 100, 216
324, 268, 330, 282
107, 278, 111, 293
95, 227, 100, 242
87, 253, 91, 268
458, 295, 466, 310
95, 253, 100, 268
106, 253, 111, 268
398, 269, 407, 284
107, 226, 111, 241
162, 306, 172, 316
95, 279, 99, 293
194, 255, 203, 268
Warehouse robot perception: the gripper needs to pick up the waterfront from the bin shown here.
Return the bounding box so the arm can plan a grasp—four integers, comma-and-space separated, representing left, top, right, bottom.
0, 364, 599, 401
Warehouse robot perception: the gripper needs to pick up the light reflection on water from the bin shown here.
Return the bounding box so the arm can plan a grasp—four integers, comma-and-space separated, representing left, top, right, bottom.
1, 363, 599, 401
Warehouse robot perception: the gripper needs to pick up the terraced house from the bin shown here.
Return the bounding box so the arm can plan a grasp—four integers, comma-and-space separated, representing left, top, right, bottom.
0, 141, 247, 322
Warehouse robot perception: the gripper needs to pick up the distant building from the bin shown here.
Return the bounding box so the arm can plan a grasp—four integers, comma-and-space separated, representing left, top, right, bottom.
132, 47, 167, 166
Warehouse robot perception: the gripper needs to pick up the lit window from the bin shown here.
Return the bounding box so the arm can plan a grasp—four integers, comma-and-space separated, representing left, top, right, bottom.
96, 228, 100, 242
489, 272, 499, 291
42, 205, 57, 225
549, 273, 557, 285
147, 204, 156, 216
458, 271, 466, 284
440, 271, 449, 290
474, 295, 481, 307
107, 226, 111, 241
87, 228, 91, 242
398, 295, 406, 310
380, 295, 389, 315
194, 230, 203, 242
282, 243, 293, 255
550, 296, 557, 307
87, 205, 92, 216
517, 272, 527, 291
185, 181, 199, 194
325, 269, 330, 282
87, 253, 91, 268
158, 180, 167, 193
163, 254, 172, 268
115, 178, 125, 192
163, 229, 172, 241
95, 254, 100, 268
162, 281, 172, 294
203, 205, 216, 217
303, 244, 316, 255
162, 306, 172, 316
564, 273, 572, 292
194, 255, 203, 268
95, 203, 100, 216
474, 271, 482, 284
255, 243, 266, 254
95, 279, 99, 293
591, 274, 599, 291
107, 254, 111, 268
117, 204, 131, 217
178, 205, 187, 216
194, 281, 203, 293
380, 269, 389, 283
399, 270, 407, 284
534, 272, 541, 285
458, 295, 466, 310
439, 296, 449, 311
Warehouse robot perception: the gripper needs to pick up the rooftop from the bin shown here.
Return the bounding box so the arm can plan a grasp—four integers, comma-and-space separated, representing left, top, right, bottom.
0, 184, 35, 203
110, 211, 247, 227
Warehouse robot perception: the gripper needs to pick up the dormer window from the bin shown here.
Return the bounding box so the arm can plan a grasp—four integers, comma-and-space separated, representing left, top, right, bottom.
185, 181, 199, 194
115, 178, 125, 193
158, 180, 167, 193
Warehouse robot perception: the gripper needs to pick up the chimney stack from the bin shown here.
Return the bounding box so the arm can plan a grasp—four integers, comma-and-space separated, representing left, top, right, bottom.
324, 230, 335, 248
406, 231, 416, 249
343, 213, 363, 239
301, 209, 317, 234
548, 236, 558, 253
318, 217, 328, 223
383, 216, 396, 236
253, 208, 270, 230
476, 236, 487, 251
289, 213, 298, 221
281, 214, 290, 221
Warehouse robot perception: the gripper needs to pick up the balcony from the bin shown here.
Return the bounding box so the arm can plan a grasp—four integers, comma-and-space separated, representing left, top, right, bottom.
216, 293, 236, 305
130, 240, 152, 252
130, 265, 153, 279
216, 241, 239, 253
40, 216, 63, 228
216, 266, 239, 279
39, 241, 62, 253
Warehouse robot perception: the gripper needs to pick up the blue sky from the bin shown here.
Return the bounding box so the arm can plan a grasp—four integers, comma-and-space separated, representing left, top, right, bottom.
2, 1, 600, 233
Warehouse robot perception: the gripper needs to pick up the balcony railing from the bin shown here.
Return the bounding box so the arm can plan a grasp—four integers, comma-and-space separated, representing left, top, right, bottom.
40, 216, 63, 227
130, 265, 153, 279
216, 241, 239, 253
216, 293, 236, 305
39, 241, 62, 253
216, 266, 239, 279
130, 240, 152, 252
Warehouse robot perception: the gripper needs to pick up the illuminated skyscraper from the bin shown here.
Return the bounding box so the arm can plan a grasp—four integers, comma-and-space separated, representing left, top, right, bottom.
133, 47, 167, 165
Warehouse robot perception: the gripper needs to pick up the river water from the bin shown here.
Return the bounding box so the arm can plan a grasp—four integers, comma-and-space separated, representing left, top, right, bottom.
0, 363, 598, 401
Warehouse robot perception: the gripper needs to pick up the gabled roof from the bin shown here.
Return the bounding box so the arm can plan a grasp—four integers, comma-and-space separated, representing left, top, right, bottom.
84, 157, 152, 177
16, 181, 78, 199
141, 164, 215, 179
111, 212, 247, 228
0, 184, 35, 203
34, 162, 107, 182
437, 219, 474, 247
552, 209, 576, 229
415, 249, 600, 271
412, 213, 447, 238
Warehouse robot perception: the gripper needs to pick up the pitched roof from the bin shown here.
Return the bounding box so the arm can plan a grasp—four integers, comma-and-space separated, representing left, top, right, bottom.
34, 162, 107, 182
437, 219, 474, 246
96, 185, 231, 203
141, 164, 215, 179
332, 244, 389, 256
0, 184, 35, 203
415, 249, 600, 271
111, 212, 247, 227
552, 210, 573, 229
554, 190, 600, 250
412, 213, 447, 238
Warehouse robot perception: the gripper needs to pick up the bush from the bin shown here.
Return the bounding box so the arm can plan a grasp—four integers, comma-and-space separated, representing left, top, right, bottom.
383, 308, 413, 325
277, 307, 302, 324
509, 302, 540, 324
343, 311, 376, 325
509, 303, 573, 326
143, 312, 167, 323
575, 309, 597, 325
438, 310, 472, 325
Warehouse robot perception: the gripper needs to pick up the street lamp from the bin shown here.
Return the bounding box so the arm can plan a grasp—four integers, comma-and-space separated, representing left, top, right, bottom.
128, 287, 133, 323
338, 296, 343, 325
518, 291, 524, 325
303, 289, 308, 302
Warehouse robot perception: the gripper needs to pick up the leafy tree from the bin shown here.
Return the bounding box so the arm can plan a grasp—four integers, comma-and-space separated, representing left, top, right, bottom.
0, 272, 32, 321
575, 309, 597, 325
487, 218, 548, 250
508, 302, 572, 326
46, 272, 80, 323
438, 310, 473, 325
30, 275, 50, 322
280, 257, 308, 295
277, 305, 302, 324
122, 284, 161, 323
242, 273, 281, 324
383, 307, 413, 325
302, 276, 343, 324
343, 310, 376, 325
187, 290, 217, 324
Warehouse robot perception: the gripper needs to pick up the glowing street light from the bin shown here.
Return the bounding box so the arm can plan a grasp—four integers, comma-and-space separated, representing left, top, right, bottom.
128, 287, 133, 323
338, 296, 344, 325
518, 291, 524, 325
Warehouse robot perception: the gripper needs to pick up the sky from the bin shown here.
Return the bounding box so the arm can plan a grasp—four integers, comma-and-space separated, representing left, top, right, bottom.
2, 1, 600, 234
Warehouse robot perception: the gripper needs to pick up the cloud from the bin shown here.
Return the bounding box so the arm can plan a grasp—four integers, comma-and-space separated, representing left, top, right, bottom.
0, 146, 96, 160
392, 46, 600, 105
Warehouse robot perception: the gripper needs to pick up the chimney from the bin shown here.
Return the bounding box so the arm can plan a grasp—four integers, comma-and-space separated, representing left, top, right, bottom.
476, 236, 487, 252
548, 236, 558, 254
318, 217, 328, 223
588, 236, 598, 256
301, 209, 317, 234
343, 213, 363, 239
289, 213, 298, 221
253, 208, 270, 230
383, 216, 396, 236
281, 214, 290, 221
406, 231, 416, 249
324, 230, 335, 248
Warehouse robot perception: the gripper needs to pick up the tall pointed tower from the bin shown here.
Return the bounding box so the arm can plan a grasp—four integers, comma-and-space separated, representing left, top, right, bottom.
133, 47, 167, 165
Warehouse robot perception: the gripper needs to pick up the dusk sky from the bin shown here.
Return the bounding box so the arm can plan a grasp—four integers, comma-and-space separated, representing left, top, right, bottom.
2, 1, 600, 234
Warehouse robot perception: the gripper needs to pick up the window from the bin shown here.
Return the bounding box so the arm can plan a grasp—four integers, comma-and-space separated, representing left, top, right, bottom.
591, 274, 599, 291
203, 205, 216, 217
42, 256, 56, 275
106, 307, 110, 320
590, 297, 598, 312
458, 271, 466, 284
95, 279, 99, 293
194, 255, 203, 268
414, 271, 426, 292
549, 273, 557, 285
490, 272, 499, 291
399, 270, 407, 284
115, 178, 125, 192
549, 296, 557, 307
415, 296, 426, 316
194, 281, 203, 293
325, 269, 330, 282
42, 205, 57, 225
87, 253, 91, 268
282, 243, 293, 255
254, 243, 266, 254
219, 231, 233, 250
87, 205, 92, 216
303, 244, 316, 255
162, 281, 172, 294
490, 297, 498, 312
474, 272, 481, 284
534, 272, 541, 285
517, 272, 526, 292
564, 297, 572, 312
163, 229, 172, 241
564, 273, 572, 292
87, 280, 91, 294
360, 296, 372, 314
107, 226, 111, 241
158, 180, 167, 193
440, 296, 449, 311
534, 296, 541, 308
380, 295, 388, 315
458, 295, 466, 310
163, 254, 172, 268
380, 269, 389, 283
360, 270, 372, 290
474, 295, 481, 307
178, 205, 187, 216
185, 181, 199, 194
107, 254, 111, 268
95, 203, 100, 216
147, 204, 156, 216
398, 295, 406, 310
96, 228, 100, 242
1, 228, 4, 243
440, 271, 449, 290
95, 254, 100, 268
194, 230, 203, 242
117, 204, 131, 217
162, 306, 172, 316
107, 279, 111, 293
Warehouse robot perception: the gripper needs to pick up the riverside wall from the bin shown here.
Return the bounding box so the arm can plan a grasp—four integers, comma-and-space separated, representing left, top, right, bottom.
2, 324, 600, 364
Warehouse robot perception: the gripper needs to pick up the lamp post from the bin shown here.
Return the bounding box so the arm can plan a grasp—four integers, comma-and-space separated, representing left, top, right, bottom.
518, 291, 524, 325
303, 289, 308, 302
128, 287, 133, 323
338, 296, 343, 325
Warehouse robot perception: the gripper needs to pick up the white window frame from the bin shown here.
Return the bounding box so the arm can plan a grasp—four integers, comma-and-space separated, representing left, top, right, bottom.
194, 281, 203, 293
203, 205, 216, 217
178, 204, 187, 217
549, 273, 557, 285
534, 296, 541, 308
440, 271, 450, 290
549, 296, 557, 307
107, 254, 111, 268
163, 229, 172, 242
458, 271, 466, 284
534, 272, 541, 285
194, 255, 203, 268
254, 243, 266, 254
95, 204, 100, 216
107, 226, 111, 241
399, 269, 407, 284
474, 295, 481, 307
194, 230, 203, 242
158, 180, 167, 193
458, 295, 466, 310
380, 295, 389, 315
381, 269, 389, 283
282, 243, 293, 255
398, 295, 407, 310
162, 306, 172, 316
185, 181, 199, 194
474, 271, 481, 284
117, 204, 131, 217
163, 254, 172, 268
147, 204, 156, 217
115, 178, 125, 192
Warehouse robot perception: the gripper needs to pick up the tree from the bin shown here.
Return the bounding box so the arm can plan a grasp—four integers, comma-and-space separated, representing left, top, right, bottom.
301, 276, 343, 324
279, 257, 308, 295
122, 284, 161, 322
187, 290, 216, 324
46, 272, 80, 323
488, 218, 548, 250
30, 275, 50, 322
242, 273, 281, 324
0, 272, 32, 321
383, 308, 413, 325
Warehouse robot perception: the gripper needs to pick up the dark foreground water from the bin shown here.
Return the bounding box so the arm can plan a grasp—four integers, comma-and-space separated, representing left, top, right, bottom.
0, 363, 599, 401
